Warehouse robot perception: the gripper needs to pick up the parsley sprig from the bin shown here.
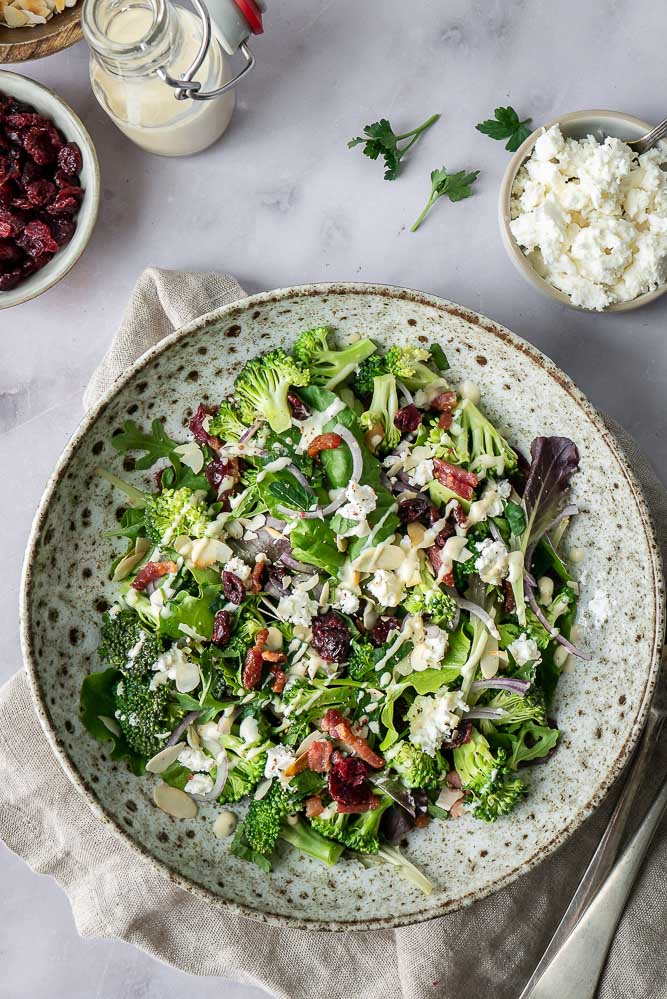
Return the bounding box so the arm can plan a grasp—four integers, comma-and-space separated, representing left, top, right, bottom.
410, 167, 479, 232
476, 106, 533, 152
348, 113, 440, 180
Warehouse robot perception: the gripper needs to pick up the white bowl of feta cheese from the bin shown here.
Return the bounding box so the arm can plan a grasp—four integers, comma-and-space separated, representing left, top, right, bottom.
499, 110, 667, 312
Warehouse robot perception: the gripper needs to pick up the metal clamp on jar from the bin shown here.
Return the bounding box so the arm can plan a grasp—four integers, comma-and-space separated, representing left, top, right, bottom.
82, 0, 267, 157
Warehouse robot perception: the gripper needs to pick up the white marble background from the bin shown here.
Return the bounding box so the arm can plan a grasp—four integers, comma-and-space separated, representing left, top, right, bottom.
1, 0, 666, 996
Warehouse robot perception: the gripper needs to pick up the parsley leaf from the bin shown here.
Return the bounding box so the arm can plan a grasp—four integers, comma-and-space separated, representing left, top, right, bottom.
411, 166, 479, 232
476, 106, 533, 152
348, 113, 440, 181
110, 419, 181, 470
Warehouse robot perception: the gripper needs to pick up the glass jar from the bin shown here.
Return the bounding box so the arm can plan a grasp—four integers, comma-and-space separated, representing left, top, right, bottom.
82, 0, 236, 157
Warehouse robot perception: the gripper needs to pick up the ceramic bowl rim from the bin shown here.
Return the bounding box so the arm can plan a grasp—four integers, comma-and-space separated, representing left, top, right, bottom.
0, 69, 100, 310
498, 109, 667, 313
19, 282, 665, 931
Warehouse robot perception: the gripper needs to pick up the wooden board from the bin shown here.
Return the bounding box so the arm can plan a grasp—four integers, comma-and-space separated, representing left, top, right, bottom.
0, 6, 82, 63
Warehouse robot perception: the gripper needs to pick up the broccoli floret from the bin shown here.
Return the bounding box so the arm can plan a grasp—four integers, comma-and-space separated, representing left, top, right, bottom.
233, 771, 329, 865
485, 688, 547, 727
114, 672, 173, 758
217, 731, 272, 803
384, 345, 444, 391
310, 810, 350, 844
353, 354, 390, 397
525, 584, 577, 649
343, 794, 393, 853
404, 565, 458, 627
359, 373, 401, 453
385, 741, 445, 791
453, 728, 526, 822
346, 638, 378, 681
144, 487, 209, 545
449, 398, 517, 478
234, 349, 310, 433
293, 326, 377, 389
280, 817, 345, 865
98, 609, 163, 676
207, 401, 249, 442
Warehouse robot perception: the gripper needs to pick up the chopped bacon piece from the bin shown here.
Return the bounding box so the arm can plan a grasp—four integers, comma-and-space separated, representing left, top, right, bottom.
426, 545, 454, 587
262, 650, 286, 663
438, 412, 453, 430
250, 561, 266, 595
189, 403, 221, 449
322, 709, 385, 769
430, 391, 458, 413
433, 458, 478, 501
131, 560, 177, 591
445, 769, 463, 789
268, 662, 287, 693
450, 799, 467, 818
414, 814, 430, 829
241, 628, 268, 689
307, 432, 342, 459
503, 580, 516, 613
305, 795, 324, 818
307, 740, 333, 773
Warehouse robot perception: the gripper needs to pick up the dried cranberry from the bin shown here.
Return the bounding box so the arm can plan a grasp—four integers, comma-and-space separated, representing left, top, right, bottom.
205, 455, 237, 495
26, 179, 56, 207
430, 391, 458, 413
398, 496, 431, 524
189, 403, 221, 448
23, 127, 55, 166
51, 219, 75, 246
0, 207, 23, 239
0, 240, 22, 268
4, 113, 44, 130
371, 616, 401, 646
10, 196, 32, 211
57, 142, 82, 176
287, 392, 310, 420
311, 610, 351, 662
21, 159, 45, 185
222, 570, 244, 605
211, 609, 233, 646
0, 181, 14, 206
0, 268, 22, 290
16, 220, 58, 258
45, 186, 83, 217
328, 756, 371, 806
441, 720, 472, 750
394, 404, 422, 433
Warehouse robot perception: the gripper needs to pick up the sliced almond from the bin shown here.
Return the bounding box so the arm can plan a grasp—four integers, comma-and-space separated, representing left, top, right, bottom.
153, 783, 198, 819
436, 785, 465, 812
283, 751, 310, 778
174, 441, 204, 474
186, 724, 201, 750
407, 522, 426, 547
213, 810, 237, 839
189, 537, 233, 568
352, 544, 403, 572
265, 626, 283, 651
99, 714, 122, 737
112, 537, 152, 582
146, 741, 185, 774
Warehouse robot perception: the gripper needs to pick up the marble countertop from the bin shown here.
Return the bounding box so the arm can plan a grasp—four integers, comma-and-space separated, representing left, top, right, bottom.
2, 0, 665, 995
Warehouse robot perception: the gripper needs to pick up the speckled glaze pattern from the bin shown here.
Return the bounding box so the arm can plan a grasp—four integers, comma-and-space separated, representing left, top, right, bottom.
20, 284, 664, 931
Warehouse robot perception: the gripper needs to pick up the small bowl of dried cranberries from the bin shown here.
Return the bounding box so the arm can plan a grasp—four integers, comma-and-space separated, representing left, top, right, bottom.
0, 69, 100, 309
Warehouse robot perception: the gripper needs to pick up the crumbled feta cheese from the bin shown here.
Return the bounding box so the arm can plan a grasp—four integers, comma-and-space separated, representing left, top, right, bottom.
150, 647, 200, 693
495, 479, 512, 500
367, 569, 405, 608
508, 634, 541, 666
264, 746, 296, 787
407, 455, 434, 489
332, 586, 360, 615
184, 773, 214, 795
177, 747, 214, 773
407, 691, 468, 757
474, 539, 510, 585
337, 482, 377, 537
586, 589, 610, 628
410, 624, 450, 671
276, 589, 319, 627
510, 125, 667, 309
222, 556, 251, 581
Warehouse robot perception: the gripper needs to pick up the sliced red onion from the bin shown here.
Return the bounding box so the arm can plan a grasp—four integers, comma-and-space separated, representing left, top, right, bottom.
397, 380, 414, 405
166, 710, 201, 747
277, 503, 324, 520
238, 421, 262, 444
279, 550, 315, 573
465, 707, 508, 720
446, 588, 500, 640
264, 575, 287, 598
526, 584, 591, 661
191, 747, 229, 802
489, 520, 503, 544
470, 678, 531, 694
286, 462, 311, 491
265, 516, 287, 531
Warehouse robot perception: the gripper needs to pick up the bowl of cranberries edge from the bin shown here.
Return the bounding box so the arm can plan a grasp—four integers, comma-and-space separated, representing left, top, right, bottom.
0, 68, 100, 310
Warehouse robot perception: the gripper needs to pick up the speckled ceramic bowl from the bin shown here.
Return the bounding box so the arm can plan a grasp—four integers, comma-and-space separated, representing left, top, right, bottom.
499, 110, 667, 313
20, 284, 664, 930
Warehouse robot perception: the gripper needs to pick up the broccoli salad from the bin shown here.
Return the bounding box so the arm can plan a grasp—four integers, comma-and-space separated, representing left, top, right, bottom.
81, 328, 588, 893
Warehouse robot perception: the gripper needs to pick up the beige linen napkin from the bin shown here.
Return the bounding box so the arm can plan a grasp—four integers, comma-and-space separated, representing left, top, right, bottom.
1, 268, 665, 999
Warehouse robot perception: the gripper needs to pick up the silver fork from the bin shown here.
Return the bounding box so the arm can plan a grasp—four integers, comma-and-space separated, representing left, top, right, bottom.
519, 671, 667, 999
626, 118, 667, 153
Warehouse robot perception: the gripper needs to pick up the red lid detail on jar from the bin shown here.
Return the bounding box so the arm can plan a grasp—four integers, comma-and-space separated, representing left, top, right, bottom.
233, 0, 263, 34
